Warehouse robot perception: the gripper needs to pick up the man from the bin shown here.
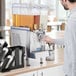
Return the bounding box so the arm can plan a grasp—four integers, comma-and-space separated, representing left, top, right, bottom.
43, 0, 76, 76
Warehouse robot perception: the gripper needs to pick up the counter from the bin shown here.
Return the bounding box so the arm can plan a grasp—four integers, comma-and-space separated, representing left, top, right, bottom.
0, 48, 64, 76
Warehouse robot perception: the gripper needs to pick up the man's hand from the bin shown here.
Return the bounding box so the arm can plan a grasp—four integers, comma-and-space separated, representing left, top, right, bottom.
42, 36, 54, 44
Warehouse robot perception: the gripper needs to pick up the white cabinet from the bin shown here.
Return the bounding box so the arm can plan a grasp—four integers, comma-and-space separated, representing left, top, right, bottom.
16, 71, 37, 76
38, 69, 47, 76
16, 66, 64, 76
46, 66, 65, 76
38, 65, 64, 76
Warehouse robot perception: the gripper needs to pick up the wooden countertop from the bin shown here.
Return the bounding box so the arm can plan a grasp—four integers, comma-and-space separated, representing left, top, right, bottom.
0, 48, 64, 76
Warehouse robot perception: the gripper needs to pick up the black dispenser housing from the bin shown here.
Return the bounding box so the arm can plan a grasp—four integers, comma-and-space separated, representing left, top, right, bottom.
0, 46, 25, 72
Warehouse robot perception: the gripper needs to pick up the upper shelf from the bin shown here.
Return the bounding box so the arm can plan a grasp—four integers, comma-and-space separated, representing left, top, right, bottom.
47, 22, 62, 26
12, 3, 51, 9
12, 3, 51, 15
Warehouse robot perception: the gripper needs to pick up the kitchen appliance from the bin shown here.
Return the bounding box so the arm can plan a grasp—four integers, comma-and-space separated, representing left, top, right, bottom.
32, 24, 45, 51
11, 27, 31, 66
0, 45, 25, 72
11, 26, 30, 55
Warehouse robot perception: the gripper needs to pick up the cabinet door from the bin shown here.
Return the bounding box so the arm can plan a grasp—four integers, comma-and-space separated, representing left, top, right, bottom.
46, 65, 65, 76
38, 69, 47, 76
15, 71, 37, 76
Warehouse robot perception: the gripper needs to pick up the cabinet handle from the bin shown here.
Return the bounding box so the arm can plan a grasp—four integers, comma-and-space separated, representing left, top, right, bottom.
41, 72, 43, 76
33, 74, 35, 76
